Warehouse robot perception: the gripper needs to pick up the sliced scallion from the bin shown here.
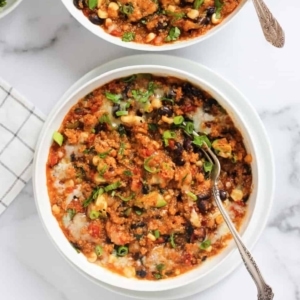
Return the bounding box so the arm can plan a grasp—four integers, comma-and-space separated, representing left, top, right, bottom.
53, 131, 64, 146
193, 135, 212, 148
95, 245, 103, 256
117, 246, 129, 257
89, 210, 100, 220
116, 193, 135, 202
170, 233, 176, 248
203, 161, 213, 172
186, 191, 197, 201
200, 239, 211, 250
173, 115, 184, 125
144, 155, 159, 173
154, 230, 160, 239
105, 92, 122, 104
104, 181, 121, 192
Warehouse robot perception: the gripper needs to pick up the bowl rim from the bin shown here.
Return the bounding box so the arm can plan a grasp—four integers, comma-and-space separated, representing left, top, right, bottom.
60, 0, 248, 51
33, 63, 274, 293
0, 0, 23, 19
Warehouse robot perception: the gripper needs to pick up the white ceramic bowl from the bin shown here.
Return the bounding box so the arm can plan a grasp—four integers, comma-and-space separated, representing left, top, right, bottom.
61, 0, 247, 51
33, 65, 269, 292
0, 0, 22, 19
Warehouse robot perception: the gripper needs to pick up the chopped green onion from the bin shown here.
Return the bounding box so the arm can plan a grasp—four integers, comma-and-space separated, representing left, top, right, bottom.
193, 135, 212, 148
88, 0, 97, 9
154, 273, 162, 279
119, 3, 134, 15
99, 165, 108, 177
170, 233, 176, 248
95, 245, 103, 256
156, 264, 165, 272
71, 242, 81, 253
124, 208, 132, 216
173, 116, 184, 125
186, 191, 197, 201
215, 0, 223, 18
117, 246, 129, 257
122, 75, 136, 82
154, 230, 160, 239
116, 193, 135, 202
144, 155, 159, 173
161, 97, 174, 104
105, 92, 122, 104
166, 10, 186, 21
67, 208, 76, 220
118, 142, 125, 156
184, 122, 194, 134
156, 198, 167, 208
203, 161, 213, 173
135, 209, 143, 215
99, 113, 112, 125
122, 32, 135, 42
53, 131, 64, 146
163, 130, 176, 146
165, 27, 181, 42
83, 187, 104, 207
89, 210, 100, 220
83, 146, 94, 154
104, 181, 121, 192
148, 123, 158, 132
91, 128, 95, 133
194, 0, 204, 9
118, 124, 127, 136
116, 111, 128, 116
123, 170, 133, 176
200, 239, 211, 250
98, 149, 112, 158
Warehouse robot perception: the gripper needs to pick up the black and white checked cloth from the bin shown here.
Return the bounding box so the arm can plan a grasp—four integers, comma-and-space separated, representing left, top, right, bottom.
0, 79, 45, 215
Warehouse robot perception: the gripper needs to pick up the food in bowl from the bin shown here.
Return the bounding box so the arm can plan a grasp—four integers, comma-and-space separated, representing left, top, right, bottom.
73, 0, 241, 45
47, 73, 252, 280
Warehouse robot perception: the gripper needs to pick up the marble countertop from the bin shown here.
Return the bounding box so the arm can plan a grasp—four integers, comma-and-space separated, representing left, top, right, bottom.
0, 0, 299, 299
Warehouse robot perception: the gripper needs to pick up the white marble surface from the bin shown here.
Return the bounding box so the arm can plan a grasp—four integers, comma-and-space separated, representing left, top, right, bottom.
0, 0, 299, 299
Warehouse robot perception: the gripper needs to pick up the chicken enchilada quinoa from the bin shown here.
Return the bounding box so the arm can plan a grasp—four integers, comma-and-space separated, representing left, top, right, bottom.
47, 74, 252, 280
73, 0, 242, 45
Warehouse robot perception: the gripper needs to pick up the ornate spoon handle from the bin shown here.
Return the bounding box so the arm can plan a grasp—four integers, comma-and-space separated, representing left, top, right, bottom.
252, 0, 285, 48
212, 185, 274, 299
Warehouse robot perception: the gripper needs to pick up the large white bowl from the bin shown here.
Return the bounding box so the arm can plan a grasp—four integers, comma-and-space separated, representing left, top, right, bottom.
61, 0, 247, 51
33, 64, 272, 293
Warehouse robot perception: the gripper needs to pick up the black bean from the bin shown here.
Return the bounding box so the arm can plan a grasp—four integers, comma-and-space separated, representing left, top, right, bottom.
74, 107, 85, 115
203, 98, 218, 113
167, 88, 177, 98
122, 84, 131, 100
182, 83, 203, 98
142, 183, 150, 194
183, 137, 193, 151
219, 190, 227, 201
131, 222, 146, 229
73, 0, 84, 9
88, 14, 104, 25
173, 156, 185, 166
112, 104, 120, 118
197, 200, 212, 214
94, 122, 107, 134
206, 7, 216, 17
136, 110, 143, 117
174, 234, 188, 246
158, 106, 173, 117
136, 270, 147, 278
199, 17, 210, 25
174, 142, 184, 156
197, 193, 211, 201
202, 256, 207, 262
186, 223, 194, 237
157, 16, 169, 31
70, 153, 76, 162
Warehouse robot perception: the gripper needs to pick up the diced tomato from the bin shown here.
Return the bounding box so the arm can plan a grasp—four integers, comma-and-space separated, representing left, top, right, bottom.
88, 222, 100, 238
182, 104, 197, 113
90, 104, 99, 114
183, 253, 192, 265
48, 153, 59, 167
168, 139, 175, 149
111, 30, 122, 37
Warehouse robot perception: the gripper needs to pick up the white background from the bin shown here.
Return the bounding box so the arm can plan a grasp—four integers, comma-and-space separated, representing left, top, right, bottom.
0, 0, 299, 299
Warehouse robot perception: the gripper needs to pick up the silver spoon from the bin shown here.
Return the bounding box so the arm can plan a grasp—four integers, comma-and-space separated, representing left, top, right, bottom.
184, 123, 274, 299
252, 0, 285, 48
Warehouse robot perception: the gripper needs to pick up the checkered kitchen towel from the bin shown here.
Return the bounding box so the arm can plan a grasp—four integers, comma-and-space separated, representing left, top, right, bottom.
0, 79, 45, 215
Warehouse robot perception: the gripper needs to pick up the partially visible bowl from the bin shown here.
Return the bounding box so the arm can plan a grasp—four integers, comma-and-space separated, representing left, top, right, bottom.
0, 0, 22, 19
60, 0, 247, 51
33, 64, 267, 292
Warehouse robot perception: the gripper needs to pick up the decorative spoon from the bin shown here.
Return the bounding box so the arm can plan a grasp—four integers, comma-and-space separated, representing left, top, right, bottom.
252, 0, 285, 48
184, 122, 274, 299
